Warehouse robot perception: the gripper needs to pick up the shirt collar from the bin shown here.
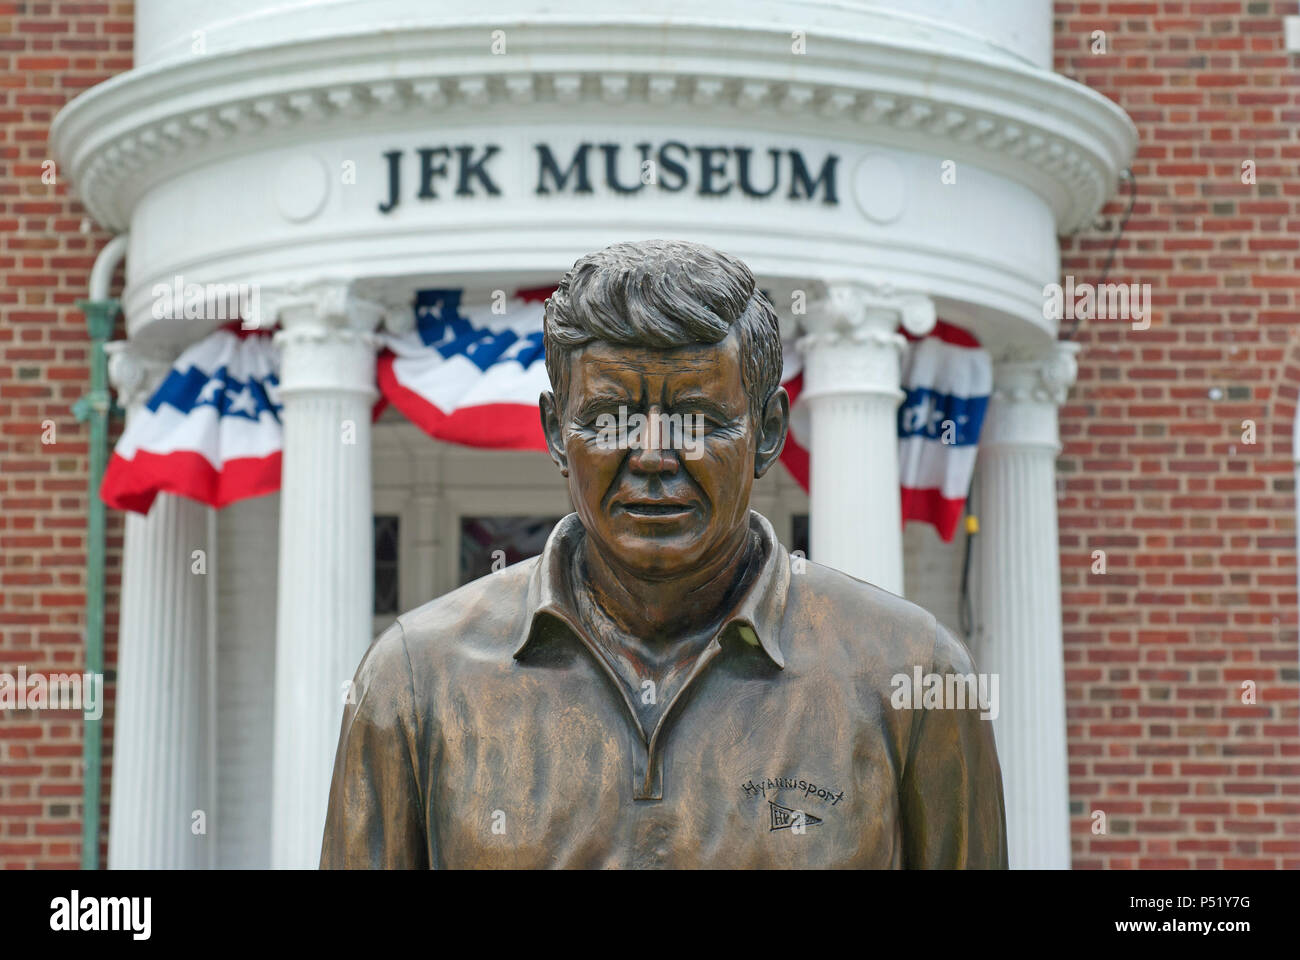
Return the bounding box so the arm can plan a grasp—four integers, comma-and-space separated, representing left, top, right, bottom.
514, 510, 791, 669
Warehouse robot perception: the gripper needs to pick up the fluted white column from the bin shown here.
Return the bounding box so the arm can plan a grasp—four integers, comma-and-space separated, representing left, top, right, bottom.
106, 341, 215, 869
974, 341, 1078, 869
797, 283, 935, 594
268, 283, 381, 869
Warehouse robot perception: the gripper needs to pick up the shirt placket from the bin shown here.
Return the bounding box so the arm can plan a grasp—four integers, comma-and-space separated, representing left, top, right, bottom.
576, 625, 726, 801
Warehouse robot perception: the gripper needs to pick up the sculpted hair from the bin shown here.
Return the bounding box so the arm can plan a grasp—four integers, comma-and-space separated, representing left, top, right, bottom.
543, 239, 783, 421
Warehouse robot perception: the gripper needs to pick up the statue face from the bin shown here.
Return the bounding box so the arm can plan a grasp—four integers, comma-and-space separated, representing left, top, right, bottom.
545, 329, 763, 579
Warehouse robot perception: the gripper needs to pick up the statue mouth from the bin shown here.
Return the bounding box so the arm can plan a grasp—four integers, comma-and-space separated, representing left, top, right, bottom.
617, 500, 695, 518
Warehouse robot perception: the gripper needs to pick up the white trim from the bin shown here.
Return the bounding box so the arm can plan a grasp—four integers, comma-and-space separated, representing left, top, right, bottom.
54, 12, 1135, 234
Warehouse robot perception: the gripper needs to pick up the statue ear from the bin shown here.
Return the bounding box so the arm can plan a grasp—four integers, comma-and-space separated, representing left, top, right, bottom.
754, 386, 789, 479
539, 391, 569, 477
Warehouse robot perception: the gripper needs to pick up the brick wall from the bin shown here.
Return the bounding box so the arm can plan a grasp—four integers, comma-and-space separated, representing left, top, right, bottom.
1, 1, 1296, 869
0, 1, 133, 869
1055, 0, 1300, 868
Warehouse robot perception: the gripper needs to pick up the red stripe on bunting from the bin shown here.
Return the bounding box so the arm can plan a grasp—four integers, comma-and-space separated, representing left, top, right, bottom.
900, 319, 981, 347
899, 485, 966, 542
514, 285, 558, 304
101, 449, 282, 514
376, 351, 548, 452
778, 372, 810, 490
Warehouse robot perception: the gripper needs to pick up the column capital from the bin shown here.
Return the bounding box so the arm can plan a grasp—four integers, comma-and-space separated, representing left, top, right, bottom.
267, 280, 380, 400
982, 340, 1079, 452
252, 279, 385, 345
990, 340, 1079, 407
352, 279, 419, 336
799, 280, 936, 348
104, 338, 180, 410
794, 281, 934, 408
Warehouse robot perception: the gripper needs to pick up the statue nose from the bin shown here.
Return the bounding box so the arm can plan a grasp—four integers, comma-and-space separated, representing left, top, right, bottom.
630, 444, 678, 474
629, 409, 679, 474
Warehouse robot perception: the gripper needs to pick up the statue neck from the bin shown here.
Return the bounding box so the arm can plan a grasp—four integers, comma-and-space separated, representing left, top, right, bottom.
577, 521, 758, 645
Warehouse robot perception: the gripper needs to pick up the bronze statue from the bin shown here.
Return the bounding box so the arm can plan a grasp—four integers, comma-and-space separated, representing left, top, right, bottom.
321, 240, 1008, 868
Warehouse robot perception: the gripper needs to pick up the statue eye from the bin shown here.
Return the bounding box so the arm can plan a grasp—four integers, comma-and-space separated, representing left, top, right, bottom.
685, 410, 724, 429
580, 404, 623, 424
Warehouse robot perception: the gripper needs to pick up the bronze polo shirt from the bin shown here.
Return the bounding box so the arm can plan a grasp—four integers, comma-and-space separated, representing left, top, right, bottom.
320, 511, 1008, 869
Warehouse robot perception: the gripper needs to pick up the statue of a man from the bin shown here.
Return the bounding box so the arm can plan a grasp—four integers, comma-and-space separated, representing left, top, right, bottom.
321, 239, 1007, 868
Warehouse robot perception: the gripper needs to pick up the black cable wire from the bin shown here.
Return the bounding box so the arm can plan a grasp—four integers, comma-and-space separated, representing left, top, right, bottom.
1063, 167, 1137, 341
958, 507, 975, 641
956, 169, 1136, 640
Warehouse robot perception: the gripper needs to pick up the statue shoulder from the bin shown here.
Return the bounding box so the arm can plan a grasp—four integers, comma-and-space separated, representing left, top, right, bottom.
388, 554, 539, 660
787, 560, 969, 672
792, 559, 934, 625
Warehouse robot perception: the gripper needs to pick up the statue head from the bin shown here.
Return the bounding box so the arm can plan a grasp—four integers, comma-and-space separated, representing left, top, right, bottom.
541, 239, 789, 578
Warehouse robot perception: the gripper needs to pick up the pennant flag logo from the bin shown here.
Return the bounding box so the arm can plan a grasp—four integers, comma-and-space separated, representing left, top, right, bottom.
768, 801, 823, 831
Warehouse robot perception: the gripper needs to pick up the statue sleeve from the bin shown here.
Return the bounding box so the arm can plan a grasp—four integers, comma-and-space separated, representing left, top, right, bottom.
319, 620, 429, 869
898, 620, 1009, 869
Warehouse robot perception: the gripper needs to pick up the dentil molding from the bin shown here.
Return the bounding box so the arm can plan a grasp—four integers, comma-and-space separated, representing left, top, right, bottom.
52, 17, 1136, 235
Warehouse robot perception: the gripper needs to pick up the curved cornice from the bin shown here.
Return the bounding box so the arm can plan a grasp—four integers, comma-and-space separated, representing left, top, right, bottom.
52, 18, 1136, 235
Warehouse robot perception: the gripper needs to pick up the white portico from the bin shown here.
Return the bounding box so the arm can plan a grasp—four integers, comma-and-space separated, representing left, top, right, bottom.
53, 0, 1135, 869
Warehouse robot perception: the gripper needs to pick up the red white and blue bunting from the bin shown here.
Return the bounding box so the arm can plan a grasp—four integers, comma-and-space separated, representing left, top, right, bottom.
897, 321, 992, 541
101, 328, 282, 514
377, 287, 552, 452
101, 293, 991, 543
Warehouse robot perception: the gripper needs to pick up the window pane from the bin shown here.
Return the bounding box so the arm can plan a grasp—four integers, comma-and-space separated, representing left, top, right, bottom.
373, 515, 400, 614
791, 513, 809, 559
459, 515, 562, 585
